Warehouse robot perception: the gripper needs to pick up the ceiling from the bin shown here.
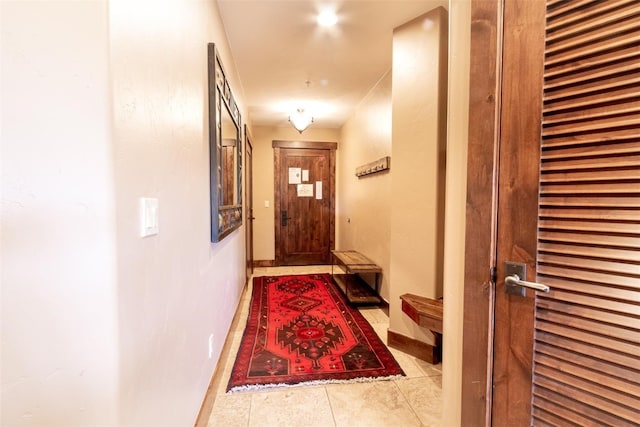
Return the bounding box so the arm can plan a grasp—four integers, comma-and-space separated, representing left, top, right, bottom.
217, 0, 447, 129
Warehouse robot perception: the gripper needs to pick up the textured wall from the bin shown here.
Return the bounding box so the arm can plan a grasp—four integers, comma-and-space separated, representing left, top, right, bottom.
109, 0, 247, 425
1, 1, 249, 425
337, 72, 393, 301
1, 1, 118, 425
389, 7, 449, 345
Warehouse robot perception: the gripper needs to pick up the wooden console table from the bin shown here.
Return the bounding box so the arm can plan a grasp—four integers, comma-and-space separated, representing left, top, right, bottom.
331, 250, 382, 306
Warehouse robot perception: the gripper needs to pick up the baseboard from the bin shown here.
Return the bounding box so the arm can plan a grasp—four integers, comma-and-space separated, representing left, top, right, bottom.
253, 259, 276, 267
387, 329, 440, 364
378, 298, 390, 316
194, 284, 250, 427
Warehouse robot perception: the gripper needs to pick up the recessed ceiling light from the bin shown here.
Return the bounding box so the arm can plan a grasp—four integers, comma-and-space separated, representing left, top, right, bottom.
317, 10, 338, 27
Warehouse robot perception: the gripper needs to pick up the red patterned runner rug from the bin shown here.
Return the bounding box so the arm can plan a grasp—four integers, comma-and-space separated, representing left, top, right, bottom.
227, 274, 405, 392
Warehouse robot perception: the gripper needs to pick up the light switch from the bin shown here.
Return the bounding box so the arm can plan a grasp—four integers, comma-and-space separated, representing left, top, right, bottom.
140, 197, 159, 237
264, 200, 270, 208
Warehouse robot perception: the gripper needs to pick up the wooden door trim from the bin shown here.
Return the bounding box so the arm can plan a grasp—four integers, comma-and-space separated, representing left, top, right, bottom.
272, 140, 337, 150
461, 0, 503, 425
245, 125, 254, 284
273, 140, 336, 266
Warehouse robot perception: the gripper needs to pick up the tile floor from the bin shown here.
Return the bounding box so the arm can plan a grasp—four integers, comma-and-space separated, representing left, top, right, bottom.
206, 266, 442, 427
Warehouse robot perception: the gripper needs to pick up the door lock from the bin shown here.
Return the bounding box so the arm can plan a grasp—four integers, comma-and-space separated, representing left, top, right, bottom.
281, 210, 292, 226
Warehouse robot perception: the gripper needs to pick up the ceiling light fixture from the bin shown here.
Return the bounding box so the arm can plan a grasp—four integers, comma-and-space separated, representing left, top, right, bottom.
289, 108, 314, 133
317, 10, 338, 27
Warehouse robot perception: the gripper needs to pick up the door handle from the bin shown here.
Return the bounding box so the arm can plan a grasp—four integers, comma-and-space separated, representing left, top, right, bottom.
504, 261, 551, 296
281, 210, 292, 226
505, 274, 550, 293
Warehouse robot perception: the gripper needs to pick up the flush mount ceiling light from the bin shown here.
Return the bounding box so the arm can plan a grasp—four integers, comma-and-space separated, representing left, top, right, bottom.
317, 10, 338, 27
289, 108, 314, 133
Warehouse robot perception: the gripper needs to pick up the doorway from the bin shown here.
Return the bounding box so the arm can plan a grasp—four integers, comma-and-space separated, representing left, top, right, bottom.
273, 140, 337, 265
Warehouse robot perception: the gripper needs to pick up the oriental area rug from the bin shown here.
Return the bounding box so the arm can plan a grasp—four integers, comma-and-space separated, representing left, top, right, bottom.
227, 274, 405, 392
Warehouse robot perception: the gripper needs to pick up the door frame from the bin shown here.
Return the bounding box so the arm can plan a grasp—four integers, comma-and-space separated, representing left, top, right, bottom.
245, 125, 254, 283
461, 0, 548, 424
460, 0, 502, 424
272, 140, 337, 266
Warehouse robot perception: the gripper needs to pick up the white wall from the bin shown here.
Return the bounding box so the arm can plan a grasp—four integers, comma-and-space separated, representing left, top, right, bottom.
1, 1, 248, 425
109, 0, 246, 425
1, 1, 118, 425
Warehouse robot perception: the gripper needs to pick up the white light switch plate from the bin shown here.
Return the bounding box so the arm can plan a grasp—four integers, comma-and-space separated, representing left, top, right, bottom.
140, 197, 159, 237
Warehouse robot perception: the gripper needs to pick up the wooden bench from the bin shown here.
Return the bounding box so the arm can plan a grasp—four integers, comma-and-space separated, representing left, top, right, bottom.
400, 293, 443, 363
331, 250, 382, 306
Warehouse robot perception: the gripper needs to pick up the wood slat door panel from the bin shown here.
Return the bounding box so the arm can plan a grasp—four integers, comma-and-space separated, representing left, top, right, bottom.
536, 331, 640, 370
537, 299, 639, 329
535, 341, 640, 383
532, 1, 640, 425
538, 253, 639, 278
535, 375, 639, 427
546, 0, 638, 29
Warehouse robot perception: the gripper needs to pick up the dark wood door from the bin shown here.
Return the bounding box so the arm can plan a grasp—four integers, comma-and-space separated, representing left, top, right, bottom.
273, 141, 336, 265
463, 1, 640, 425
245, 127, 254, 281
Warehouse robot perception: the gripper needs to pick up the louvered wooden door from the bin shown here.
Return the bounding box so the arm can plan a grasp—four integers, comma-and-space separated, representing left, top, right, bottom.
531, 1, 640, 425
494, 1, 640, 425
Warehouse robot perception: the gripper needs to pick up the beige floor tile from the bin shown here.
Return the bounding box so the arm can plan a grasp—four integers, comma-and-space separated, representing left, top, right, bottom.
370, 323, 389, 344
386, 348, 425, 378
214, 362, 234, 395
395, 376, 442, 427
207, 393, 251, 427
358, 307, 388, 324
326, 381, 421, 427
413, 359, 442, 377
248, 387, 335, 427
213, 332, 246, 395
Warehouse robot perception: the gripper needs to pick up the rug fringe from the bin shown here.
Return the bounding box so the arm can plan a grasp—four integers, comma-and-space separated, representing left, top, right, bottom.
227, 374, 406, 394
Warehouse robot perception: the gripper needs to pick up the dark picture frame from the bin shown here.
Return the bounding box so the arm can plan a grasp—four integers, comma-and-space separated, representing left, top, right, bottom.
207, 43, 242, 242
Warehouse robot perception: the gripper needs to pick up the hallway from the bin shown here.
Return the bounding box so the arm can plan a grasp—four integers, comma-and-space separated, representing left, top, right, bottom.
206, 266, 442, 427
1, 1, 469, 425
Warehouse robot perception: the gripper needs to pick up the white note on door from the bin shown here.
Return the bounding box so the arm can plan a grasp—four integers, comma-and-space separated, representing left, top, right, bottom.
297, 184, 314, 197
315, 181, 322, 199
288, 167, 301, 184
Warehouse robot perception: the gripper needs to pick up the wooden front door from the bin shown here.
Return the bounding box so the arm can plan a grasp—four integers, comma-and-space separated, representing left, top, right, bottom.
463, 1, 640, 425
245, 127, 254, 281
273, 140, 336, 265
